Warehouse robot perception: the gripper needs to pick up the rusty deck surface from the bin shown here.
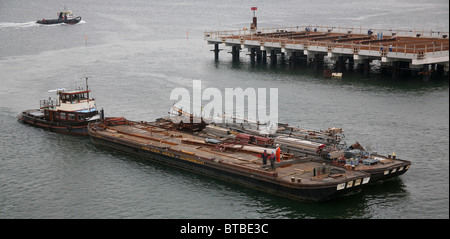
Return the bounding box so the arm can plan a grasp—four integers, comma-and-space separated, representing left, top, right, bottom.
92, 121, 369, 187
219, 31, 449, 54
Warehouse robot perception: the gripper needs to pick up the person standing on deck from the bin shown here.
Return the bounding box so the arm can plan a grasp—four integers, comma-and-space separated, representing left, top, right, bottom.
275, 144, 281, 162
270, 152, 276, 170
261, 150, 268, 165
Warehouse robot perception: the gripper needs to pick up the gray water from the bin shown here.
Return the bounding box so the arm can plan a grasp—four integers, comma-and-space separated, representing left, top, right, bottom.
0, 0, 448, 219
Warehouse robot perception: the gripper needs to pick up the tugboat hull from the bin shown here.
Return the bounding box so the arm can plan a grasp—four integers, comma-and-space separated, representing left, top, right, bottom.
17, 109, 88, 136
36, 16, 81, 25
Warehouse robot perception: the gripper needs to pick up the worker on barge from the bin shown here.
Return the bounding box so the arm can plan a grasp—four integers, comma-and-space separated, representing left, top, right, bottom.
270, 152, 276, 170
261, 150, 268, 165
276, 144, 281, 162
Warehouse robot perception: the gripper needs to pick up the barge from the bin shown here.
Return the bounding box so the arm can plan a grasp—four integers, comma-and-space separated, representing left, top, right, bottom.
88, 117, 371, 201
17, 77, 101, 136
182, 117, 411, 184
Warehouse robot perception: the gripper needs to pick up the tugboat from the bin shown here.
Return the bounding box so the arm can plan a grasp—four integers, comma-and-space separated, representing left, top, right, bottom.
36, 9, 81, 25
17, 77, 102, 136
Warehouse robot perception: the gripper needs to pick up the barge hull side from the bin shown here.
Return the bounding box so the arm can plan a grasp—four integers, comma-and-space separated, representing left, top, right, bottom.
89, 134, 359, 201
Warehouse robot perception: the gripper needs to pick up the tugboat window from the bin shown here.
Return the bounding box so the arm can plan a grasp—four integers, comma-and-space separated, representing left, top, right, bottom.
68, 114, 75, 121
60, 112, 66, 119
78, 114, 85, 121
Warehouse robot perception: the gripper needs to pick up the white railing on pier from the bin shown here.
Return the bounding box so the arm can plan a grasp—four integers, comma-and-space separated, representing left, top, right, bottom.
205, 25, 449, 39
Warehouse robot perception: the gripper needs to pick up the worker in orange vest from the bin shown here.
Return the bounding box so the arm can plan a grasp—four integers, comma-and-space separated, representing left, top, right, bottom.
276, 144, 281, 162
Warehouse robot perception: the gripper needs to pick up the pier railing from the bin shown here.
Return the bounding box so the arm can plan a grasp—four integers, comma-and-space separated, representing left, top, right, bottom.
205, 25, 449, 39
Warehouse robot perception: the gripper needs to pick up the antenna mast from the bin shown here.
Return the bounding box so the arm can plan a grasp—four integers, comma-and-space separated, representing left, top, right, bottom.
85, 76, 89, 101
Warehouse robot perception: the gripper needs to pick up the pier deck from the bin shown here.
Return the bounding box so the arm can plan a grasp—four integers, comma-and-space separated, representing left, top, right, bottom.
205, 25, 449, 74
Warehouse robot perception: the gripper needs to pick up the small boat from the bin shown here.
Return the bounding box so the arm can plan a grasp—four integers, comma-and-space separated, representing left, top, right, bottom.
36, 9, 81, 25
17, 77, 102, 136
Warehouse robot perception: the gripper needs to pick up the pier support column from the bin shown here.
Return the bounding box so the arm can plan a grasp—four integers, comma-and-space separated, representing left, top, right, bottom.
231, 45, 240, 62
363, 59, 370, 76
391, 61, 400, 80
421, 64, 431, 81
348, 57, 354, 71
300, 52, 308, 66
210, 43, 221, 60
256, 50, 262, 62
262, 50, 267, 63
312, 54, 324, 71
435, 64, 445, 77
250, 48, 256, 63
270, 50, 277, 65
380, 62, 389, 75
280, 52, 286, 65
334, 56, 345, 72
289, 52, 297, 66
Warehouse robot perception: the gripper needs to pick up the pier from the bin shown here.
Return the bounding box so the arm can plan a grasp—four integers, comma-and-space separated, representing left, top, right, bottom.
205, 24, 449, 78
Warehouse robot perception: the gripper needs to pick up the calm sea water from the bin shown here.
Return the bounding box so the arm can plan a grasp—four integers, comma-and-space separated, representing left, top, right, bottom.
0, 0, 448, 219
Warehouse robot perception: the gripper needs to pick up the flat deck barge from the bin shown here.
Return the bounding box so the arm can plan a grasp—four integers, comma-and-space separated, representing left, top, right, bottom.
88, 118, 371, 201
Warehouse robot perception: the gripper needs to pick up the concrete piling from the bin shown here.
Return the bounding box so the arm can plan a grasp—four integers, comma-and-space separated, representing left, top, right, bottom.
270, 50, 277, 65
231, 45, 240, 62
211, 43, 221, 60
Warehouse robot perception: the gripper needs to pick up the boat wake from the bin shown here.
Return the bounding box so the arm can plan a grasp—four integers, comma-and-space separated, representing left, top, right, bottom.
0, 20, 85, 29
0, 21, 38, 29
